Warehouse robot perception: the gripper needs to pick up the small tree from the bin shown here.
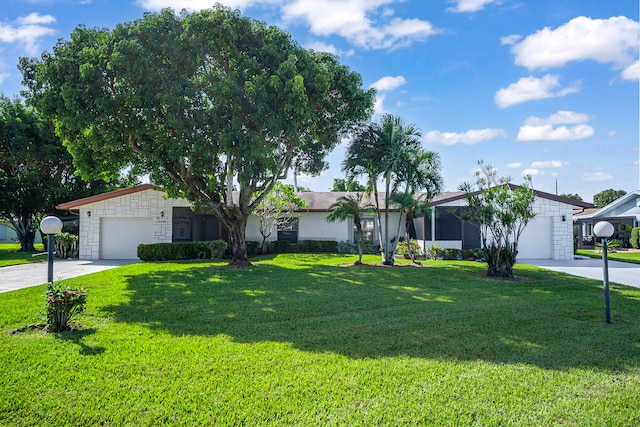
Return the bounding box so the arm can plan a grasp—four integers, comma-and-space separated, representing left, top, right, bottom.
459, 162, 536, 278
325, 193, 372, 264
253, 182, 308, 254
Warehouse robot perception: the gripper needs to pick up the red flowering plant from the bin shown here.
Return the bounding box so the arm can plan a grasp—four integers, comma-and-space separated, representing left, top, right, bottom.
44, 281, 87, 332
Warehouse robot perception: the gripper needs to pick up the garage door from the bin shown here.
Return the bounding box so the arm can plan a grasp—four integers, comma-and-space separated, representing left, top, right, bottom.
517, 216, 553, 259
100, 218, 154, 259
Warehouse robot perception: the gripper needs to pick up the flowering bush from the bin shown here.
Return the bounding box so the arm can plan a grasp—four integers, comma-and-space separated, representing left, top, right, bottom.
44, 281, 87, 332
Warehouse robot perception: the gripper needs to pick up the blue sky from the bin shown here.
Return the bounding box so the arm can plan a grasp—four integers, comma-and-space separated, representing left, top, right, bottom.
1, 0, 638, 202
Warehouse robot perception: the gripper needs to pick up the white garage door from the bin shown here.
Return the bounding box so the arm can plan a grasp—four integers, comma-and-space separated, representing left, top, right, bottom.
517, 216, 553, 259
100, 218, 154, 259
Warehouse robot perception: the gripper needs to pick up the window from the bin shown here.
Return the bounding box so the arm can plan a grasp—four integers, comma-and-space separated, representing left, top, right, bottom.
354, 217, 375, 243
278, 218, 299, 242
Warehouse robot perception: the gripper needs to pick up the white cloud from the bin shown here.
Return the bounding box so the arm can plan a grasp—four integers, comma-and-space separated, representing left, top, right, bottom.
523, 168, 542, 176
305, 41, 339, 56
0, 71, 9, 84
583, 171, 613, 182
517, 124, 594, 142
494, 74, 579, 108
137, 0, 258, 10
530, 160, 565, 168
0, 13, 56, 55
282, 0, 438, 50
517, 111, 595, 142
524, 110, 592, 126
506, 162, 522, 169
424, 128, 506, 145
373, 94, 386, 115
508, 16, 639, 72
370, 75, 406, 91
447, 0, 500, 13
621, 60, 640, 81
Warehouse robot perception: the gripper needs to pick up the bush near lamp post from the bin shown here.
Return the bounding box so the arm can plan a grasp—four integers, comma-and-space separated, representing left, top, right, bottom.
43, 281, 87, 332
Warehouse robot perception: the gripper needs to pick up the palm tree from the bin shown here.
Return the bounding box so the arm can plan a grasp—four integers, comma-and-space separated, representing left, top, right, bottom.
325, 193, 371, 265
343, 114, 424, 265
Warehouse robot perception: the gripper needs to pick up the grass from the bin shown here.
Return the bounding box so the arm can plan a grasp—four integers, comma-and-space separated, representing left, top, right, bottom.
576, 248, 640, 265
1, 253, 639, 426
0, 243, 46, 267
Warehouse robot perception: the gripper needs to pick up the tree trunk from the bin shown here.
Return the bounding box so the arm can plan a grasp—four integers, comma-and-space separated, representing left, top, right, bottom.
8, 216, 36, 252
355, 227, 364, 265
382, 173, 393, 265
226, 217, 251, 268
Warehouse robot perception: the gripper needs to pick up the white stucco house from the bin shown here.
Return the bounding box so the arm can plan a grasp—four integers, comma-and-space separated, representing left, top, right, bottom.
574, 190, 640, 248
56, 184, 591, 261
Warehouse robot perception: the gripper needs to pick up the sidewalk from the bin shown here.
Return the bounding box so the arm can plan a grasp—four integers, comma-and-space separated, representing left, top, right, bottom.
522, 258, 640, 289
0, 259, 138, 293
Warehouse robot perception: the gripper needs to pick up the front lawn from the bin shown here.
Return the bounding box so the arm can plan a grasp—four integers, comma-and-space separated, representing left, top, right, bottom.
576, 248, 640, 265
0, 243, 46, 267
1, 254, 639, 426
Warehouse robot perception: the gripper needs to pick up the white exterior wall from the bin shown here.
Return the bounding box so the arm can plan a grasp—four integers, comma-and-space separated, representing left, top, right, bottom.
78, 189, 190, 260
531, 196, 575, 260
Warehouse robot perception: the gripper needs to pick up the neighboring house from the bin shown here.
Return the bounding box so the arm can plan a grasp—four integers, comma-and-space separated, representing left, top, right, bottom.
574, 190, 640, 249
0, 221, 18, 243
56, 183, 589, 261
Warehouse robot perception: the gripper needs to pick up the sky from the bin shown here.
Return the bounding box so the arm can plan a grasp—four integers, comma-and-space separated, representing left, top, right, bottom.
1, 0, 638, 203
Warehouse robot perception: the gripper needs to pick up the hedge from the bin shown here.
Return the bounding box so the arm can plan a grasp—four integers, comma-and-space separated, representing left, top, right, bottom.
137, 240, 228, 261
631, 227, 640, 249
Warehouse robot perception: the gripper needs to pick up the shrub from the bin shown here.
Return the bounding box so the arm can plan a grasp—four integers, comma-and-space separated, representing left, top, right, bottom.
137, 240, 228, 261
44, 281, 87, 332
396, 240, 423, 257
272, 240, 293, 253
54, 232, 79, 259
301, 240, 338, 253
246, 241, 260, 256
443, 248, 461, 260
631, 227, 640, 249
427, 246, 443, 260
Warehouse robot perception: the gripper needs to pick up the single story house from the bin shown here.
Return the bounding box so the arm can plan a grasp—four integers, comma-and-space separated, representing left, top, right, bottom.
574, 190, 640, 248
56, 184, 590, 261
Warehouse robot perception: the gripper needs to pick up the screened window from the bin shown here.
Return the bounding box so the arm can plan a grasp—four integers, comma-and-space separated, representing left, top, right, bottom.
354, 217, 375, 243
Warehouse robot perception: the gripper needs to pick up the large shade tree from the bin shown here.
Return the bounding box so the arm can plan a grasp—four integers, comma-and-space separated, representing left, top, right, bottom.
593, 189, 626, 208
0, 97, 123, 251
343, 114, 441, 265
20, 6, 374, 267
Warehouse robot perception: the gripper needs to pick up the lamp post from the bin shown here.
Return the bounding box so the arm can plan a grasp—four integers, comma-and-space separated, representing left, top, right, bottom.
593, 221, 614, 324
40, 216, 63, 284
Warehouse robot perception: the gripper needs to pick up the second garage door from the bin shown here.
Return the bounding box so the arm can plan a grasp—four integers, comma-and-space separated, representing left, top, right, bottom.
517, 216, 553, 259
100, 218, 154, 259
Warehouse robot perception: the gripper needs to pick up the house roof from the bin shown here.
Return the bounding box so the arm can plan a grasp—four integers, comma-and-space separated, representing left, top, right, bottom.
573, 190, 640, 221
56, 183, 594, 212
56, 184, 161, 210
427, 184, 594, 209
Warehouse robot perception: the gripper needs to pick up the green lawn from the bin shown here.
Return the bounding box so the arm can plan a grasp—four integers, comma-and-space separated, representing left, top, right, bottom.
0, 243, 46, 267
1, 254, 639, 426
577, 248, 640, 265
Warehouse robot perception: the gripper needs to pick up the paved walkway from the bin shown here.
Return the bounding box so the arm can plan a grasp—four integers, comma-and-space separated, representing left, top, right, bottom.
0, 259, 138, 293
522, 258, 640, 288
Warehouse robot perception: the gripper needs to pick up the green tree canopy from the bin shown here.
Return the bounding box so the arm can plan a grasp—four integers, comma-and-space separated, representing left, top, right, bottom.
593, 189, 626, 208
331, 178, 366, 192
20, 6, 374, 266
560, 193, 583, 202
0, 97, 123, 251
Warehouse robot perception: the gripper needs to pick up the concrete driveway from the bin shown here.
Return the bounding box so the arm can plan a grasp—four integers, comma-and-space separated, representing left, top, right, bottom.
0, 259, 138, 293
522, 258, 639, 289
